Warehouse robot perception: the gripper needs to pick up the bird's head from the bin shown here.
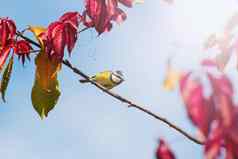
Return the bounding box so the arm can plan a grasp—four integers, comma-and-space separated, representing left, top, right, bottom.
115, 70, 124, 77
113, 70, 125, 83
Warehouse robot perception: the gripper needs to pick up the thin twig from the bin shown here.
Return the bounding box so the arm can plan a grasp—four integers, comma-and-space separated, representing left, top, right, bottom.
16, 31, 41, 48
78, 27, 90, 34
29, 49, 41, 54
62, 60, 204, 145
16, 30, 204, 145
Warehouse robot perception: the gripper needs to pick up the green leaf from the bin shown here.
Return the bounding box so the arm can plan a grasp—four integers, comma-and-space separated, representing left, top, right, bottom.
31, 50, 61, 119
1, 56, 14, 102
31, 79, 60, 119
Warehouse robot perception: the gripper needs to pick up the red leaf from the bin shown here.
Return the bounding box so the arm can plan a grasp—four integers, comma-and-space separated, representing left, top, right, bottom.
179, 59, 238, 158
52, 24, 66, 60
205, 125, 223, 159
15, 40, 32, 55
83, 0, 132, 34
225, 141, 238, 159
0, 20, 9, 48
180, 72, 215, 137
0, 18, 16, 48
6, 19, 16, 39
119, 0, 134, 7
47, 22, 63, 41
42, 12, 82, 61
59, 12, 81, 30
112, 8, 127, 23
0, 47, 11, 70
46, 22, 66, 60
156, 139, 176, 159
201, 59, 218, 67
64, 23, 77, 54
208, 75, 234, 128
14, 40, 32, 64
107, 0, 119, 16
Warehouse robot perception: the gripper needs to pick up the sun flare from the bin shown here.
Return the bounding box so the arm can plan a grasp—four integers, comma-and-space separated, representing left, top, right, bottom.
172, 0, 238, 37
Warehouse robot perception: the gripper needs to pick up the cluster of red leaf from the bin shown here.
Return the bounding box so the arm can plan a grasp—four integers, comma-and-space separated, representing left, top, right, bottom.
83, 0, 135, 34
156, 139, 175, 159
0, 0, 145, 114
179, 59, 238, 158
39, 0, 142, 60
1, 0, 144, 63
40, 12, 82, 61
82, 0, 175, 35
0, 18, 32, 69
0, 0, 141, 64
14, 40, 32, 64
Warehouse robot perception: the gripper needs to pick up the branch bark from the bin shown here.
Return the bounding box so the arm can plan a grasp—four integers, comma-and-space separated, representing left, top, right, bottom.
16, 31, 204, 145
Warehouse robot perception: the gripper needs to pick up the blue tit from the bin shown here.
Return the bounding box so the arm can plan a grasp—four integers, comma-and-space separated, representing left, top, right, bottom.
79, 70, 124, 89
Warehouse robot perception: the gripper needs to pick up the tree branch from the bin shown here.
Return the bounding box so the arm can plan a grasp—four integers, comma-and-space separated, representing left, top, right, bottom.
16, 31, 41, 48
62, 60, 204, 145
78, 27, 90, 34
16, 31, 204, 145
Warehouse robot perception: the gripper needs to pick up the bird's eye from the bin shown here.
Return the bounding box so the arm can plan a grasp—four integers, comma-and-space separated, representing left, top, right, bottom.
111, 74, 122, 83
116, 71, 123, 77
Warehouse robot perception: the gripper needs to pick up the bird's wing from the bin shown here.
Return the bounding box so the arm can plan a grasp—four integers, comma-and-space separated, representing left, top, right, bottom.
94, 71, 112, 85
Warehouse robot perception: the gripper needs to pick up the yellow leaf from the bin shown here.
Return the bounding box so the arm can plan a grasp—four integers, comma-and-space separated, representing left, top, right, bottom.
163, 64, 181, 91
29, 26, 46, 48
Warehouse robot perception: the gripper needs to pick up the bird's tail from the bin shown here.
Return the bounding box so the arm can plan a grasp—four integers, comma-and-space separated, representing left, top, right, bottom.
79, 79, 90, 83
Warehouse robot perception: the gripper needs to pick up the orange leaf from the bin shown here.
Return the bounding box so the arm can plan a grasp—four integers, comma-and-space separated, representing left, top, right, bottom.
29, 26, 46, 48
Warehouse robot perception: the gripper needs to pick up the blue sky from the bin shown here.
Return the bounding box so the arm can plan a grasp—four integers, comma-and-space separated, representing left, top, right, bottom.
0, 0, 238, 158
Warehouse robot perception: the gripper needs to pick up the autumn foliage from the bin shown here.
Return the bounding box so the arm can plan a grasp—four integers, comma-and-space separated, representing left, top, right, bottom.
1, 0, 238, 159
0, 1, 140, 117
156, 139, 175, 159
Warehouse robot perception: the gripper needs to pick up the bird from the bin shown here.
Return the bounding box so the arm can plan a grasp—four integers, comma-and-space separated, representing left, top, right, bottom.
79, 70, 124, 90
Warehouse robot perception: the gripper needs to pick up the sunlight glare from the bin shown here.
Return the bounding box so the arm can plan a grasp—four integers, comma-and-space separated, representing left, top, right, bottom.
173, 0, 238, 38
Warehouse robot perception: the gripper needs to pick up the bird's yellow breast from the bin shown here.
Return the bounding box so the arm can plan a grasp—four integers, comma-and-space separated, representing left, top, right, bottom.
93, 71, 115, 89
